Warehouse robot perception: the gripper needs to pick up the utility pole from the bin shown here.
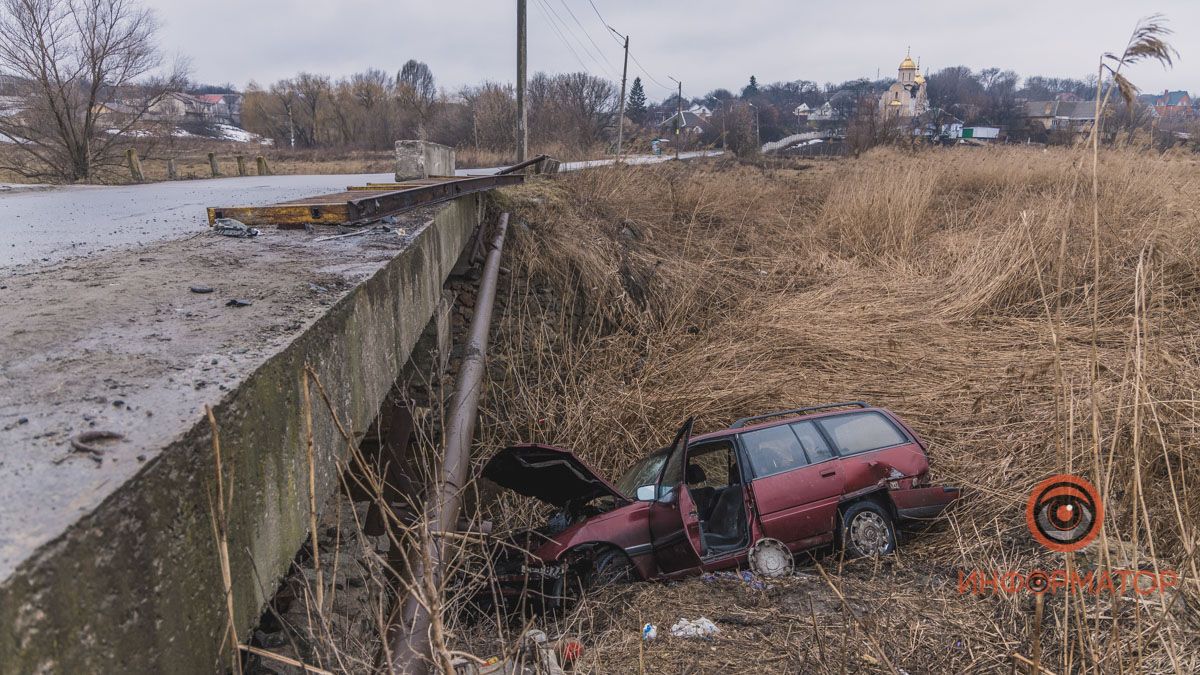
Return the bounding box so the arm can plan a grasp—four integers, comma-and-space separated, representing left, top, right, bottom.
669, 76, 682, 160
745, 101, 761, 151
516, 0, 528, 163
721, 103, 727, 151
614, 32, 629, 161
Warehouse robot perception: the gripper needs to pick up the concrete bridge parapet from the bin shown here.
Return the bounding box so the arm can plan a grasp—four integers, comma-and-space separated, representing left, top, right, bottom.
0, 194, 486, 673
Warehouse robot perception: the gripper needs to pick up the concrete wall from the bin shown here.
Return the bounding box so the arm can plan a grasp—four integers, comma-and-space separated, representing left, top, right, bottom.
0, 195, 484, 674
395, 140, 456, 180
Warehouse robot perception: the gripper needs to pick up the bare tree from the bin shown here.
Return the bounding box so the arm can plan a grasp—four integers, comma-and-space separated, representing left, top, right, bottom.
347, 68, 394, 147
526, 71, 615, 152
0, 0, 179, 181
291, 72, 331, 146
718, 103, 757, 157
397, 59, 436, 139
243, 80, 300, 148
460, 81, 514, 151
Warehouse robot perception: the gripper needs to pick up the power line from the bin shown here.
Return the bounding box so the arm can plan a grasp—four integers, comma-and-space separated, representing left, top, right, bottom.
586, 0, 624, 44
541, 0, 617, 79
532, 0, 589, 72
581, 0, 674, 97
530, 0, 592, 74
558, 0, 619, 73
629, 50, 674, 94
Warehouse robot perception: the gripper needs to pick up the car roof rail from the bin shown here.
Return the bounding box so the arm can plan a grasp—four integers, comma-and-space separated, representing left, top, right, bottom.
728, 401, 871, 429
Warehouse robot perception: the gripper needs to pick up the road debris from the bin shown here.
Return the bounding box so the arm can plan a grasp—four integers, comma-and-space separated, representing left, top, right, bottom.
225, 299, 252, 307
212, 218, 260, 238
189, 285, 214, 294
669, 617, 720, 639
642, 623, 657, 640
701, 569, 771, 591
449, 629, 575, 675
313, 224, 395, 242
62, 430, 124, 465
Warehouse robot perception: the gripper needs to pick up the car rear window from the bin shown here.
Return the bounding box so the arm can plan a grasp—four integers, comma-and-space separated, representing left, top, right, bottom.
741, 425, 809, 478
816, 412, 909, 456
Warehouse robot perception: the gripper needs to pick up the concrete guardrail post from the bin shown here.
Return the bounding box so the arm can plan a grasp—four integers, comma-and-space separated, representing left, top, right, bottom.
126, 148, 144, 182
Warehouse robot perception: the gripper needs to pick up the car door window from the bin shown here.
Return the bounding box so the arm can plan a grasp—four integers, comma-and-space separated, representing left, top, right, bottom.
741, 424, 809, 479
790, 421, 835, 463
687, 443, 733, 490
657, 418, 694, 501
816, 412, 908, 456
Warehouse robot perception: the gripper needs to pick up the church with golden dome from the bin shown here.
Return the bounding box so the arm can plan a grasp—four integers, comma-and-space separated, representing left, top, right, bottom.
878, 49, 928, 120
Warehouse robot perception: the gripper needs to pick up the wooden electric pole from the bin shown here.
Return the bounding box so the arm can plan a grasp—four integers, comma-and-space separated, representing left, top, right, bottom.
669, 76, 682, 160
614, 33, 629, 161
516, 0, 528, 163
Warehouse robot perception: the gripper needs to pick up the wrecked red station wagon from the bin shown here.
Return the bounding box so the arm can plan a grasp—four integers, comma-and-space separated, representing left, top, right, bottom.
482, 402, 960, 605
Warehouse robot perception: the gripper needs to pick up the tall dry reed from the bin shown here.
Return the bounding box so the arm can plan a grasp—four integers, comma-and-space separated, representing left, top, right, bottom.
463, 147, 1200, 673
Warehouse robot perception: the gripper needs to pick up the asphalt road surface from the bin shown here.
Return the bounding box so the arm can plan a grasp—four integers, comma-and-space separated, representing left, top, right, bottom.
0, 151, 720, 271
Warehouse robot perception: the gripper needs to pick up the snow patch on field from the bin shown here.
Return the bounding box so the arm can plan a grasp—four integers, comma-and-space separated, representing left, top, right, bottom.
100, 124, 272, 144
216, 124, 272, 145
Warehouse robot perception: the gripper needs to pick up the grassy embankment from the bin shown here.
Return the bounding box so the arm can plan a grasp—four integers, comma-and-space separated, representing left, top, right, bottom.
454, 146, 1200, 673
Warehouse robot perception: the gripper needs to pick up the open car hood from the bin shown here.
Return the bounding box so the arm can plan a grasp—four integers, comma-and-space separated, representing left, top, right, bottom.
482, 444, 627, 507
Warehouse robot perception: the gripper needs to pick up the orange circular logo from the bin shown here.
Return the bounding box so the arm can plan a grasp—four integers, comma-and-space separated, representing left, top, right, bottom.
1025, 474, 1103, 553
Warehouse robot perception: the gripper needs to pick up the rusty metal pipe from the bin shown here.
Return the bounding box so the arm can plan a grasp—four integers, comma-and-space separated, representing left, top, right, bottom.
387, 212, 509, 674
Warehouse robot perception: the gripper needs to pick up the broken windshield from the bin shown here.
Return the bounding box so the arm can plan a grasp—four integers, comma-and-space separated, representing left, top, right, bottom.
614, 450, 669, 499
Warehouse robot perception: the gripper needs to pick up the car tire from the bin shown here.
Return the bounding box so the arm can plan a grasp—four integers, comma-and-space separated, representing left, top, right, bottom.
556, 547, 634, 610
589, 547, 635, 589
840, 500, 897, 558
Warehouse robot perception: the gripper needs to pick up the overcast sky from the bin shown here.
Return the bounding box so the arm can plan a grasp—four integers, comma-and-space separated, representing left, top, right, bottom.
153, 1, 1196, 100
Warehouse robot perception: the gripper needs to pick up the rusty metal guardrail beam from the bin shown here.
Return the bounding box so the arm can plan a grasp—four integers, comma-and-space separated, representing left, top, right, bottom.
205, 174, 524, 228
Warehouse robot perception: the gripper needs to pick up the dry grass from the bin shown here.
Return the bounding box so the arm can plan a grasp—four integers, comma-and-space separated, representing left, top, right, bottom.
444, 147, 1200, 673
236, 146, 1200, 674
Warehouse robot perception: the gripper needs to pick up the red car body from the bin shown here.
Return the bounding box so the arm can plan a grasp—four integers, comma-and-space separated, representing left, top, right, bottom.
483, 402, 959, 594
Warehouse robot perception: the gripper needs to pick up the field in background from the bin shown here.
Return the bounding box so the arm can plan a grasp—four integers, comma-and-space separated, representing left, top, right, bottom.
0, 139, 609, 185
446, 147, 1200, 673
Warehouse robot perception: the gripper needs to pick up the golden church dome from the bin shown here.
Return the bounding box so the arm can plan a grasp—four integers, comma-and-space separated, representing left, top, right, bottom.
914, 74, 925, 85
899, 55, 917, 70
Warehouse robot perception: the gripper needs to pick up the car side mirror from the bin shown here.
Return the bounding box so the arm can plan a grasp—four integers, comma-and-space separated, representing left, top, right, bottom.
635, 485, 657, 501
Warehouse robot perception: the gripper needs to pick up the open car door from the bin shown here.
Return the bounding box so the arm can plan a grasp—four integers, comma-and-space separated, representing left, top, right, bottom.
646, 417, 704, 577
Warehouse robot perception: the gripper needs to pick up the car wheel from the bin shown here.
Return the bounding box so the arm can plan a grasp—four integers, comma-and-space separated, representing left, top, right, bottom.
589, 548, 635, 589
555, 547, 634, 610
840, 501, 896, 558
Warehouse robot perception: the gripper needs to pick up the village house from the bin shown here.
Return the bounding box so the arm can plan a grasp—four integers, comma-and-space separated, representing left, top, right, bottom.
659, 110, 709, 136
145, 91, 243, 126
1136, 90, 1193, 119
808, 88, 863, 124
1017, 100, 1097, 139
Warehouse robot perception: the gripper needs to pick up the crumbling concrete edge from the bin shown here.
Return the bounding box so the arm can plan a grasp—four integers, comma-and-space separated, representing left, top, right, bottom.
0, 194, 485, 674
